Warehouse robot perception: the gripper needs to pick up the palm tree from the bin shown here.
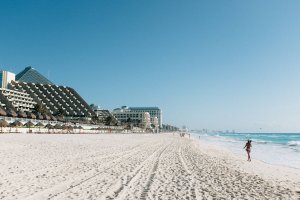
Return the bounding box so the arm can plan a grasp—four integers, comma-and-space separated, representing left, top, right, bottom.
34, 103, 48, 115
91, 115, 99, 124
25, 121, 34, 133
55, 108, 65, 117
104, 116, 112, 126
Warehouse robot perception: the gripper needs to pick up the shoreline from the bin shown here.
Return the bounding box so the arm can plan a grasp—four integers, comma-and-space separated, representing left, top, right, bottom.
189, 136, 300, 186
193, 132, 300, 134
191, 131, 300, 169
0, 133, 299, 199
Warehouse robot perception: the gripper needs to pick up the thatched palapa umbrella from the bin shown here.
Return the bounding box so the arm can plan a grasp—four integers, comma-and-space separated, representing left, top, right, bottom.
78, 126, 83, 133
45, 124, 54, 129
10, 120, 23, 127
17, 111, 27, 118
24, 121, 34, 127
26, 112, 36, 119
56, 116, 64, 122
0, 119, 9, 127
0, 119, 9, 133
0, 107, 7, 116
50, 115, 57, 121
43, 114, 51, 121
36, 113, 44, 120
61, 124, 68, 130
10, 120, 23, 132
45, 123, 54, 133
54, 124, 62, 129
25, 121, 34, 133
35, 122, 44, 127
6, 109, 17, 117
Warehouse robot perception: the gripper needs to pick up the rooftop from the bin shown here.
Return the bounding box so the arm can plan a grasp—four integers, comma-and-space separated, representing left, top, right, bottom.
16, 66, 53, 85
129, 107, 160, 110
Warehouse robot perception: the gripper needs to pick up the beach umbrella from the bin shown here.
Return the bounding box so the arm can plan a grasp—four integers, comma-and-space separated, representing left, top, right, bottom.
61, 124, 68, 130
24, 121, 34, 127
35, 122, 44, 127
36, 113, 44, 120
54, 124, 62, 129
0, 119, 9, 133
26, 112, 36, 119
43, 114, 51, 120
0, 107, 7, 116
50, 115, 57, 121
57, 116, 64, 122
6, 109, 17, 117
66, 125, 73, 130
0, 119, 9, 127
45, 124, 54, 129
17, 111, 27, 118
10, 120, 23, 127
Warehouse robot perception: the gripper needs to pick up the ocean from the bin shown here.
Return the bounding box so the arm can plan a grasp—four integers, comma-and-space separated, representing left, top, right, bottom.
191, 131, 300, 169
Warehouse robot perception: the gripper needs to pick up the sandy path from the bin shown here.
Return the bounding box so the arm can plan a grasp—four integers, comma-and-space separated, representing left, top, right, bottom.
0, 134, 299, 200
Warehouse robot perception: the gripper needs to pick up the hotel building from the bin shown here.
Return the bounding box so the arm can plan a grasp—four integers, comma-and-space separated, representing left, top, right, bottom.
0, 66, 105, 121
112, 106, 161, 128
0, 70, 36, 112
112, 107, 151, 128
0, 88, 36, 112
0, 70, 16, 89
128, 107, 162, 127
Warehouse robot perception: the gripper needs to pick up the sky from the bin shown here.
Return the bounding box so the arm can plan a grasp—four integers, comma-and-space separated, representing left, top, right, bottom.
1, 0, 300, 132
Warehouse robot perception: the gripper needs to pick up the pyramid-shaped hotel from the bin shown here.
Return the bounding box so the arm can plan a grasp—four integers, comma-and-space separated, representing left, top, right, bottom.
0, 66, 99, 121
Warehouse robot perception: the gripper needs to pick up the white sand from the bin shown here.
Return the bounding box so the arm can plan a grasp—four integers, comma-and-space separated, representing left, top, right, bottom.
0, 133, 299, 200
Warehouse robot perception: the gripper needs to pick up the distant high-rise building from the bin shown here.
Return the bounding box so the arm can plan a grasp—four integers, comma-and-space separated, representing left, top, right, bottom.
0, 70, 15, 88
16, 66, 53, 84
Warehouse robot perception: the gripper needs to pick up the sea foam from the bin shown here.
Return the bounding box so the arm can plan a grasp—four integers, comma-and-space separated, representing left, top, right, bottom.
288, 141, 300, 146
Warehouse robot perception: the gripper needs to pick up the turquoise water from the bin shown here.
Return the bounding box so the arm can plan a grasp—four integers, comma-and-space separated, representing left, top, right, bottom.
213, 132, 300, 147
191, 132, 300, 169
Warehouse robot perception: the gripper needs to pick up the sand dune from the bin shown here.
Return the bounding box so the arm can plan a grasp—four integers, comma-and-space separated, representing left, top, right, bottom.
0, 133, 299, 199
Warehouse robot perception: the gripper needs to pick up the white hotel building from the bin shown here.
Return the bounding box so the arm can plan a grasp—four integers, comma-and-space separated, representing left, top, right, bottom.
112, 106, 162, 128
0, 88, 36, 112
0, 70, 36, 112
112, 107, 151, 129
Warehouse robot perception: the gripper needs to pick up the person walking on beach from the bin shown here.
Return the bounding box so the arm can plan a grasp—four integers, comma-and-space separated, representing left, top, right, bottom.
244, 140, 252, 162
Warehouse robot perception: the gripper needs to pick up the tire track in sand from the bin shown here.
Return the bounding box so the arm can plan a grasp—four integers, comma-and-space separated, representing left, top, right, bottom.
25, 142, 160, 200
102, 141, 173, 200
178, 140, 199, 200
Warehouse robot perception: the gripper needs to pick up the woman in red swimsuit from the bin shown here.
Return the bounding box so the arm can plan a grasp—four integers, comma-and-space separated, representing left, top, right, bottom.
244, 140, 252, 162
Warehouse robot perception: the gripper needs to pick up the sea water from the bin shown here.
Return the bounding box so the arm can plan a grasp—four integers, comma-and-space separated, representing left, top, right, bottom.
191, 132, 300, 169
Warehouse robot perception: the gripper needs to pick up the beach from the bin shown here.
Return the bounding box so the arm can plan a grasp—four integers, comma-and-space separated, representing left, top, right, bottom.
0, 133, 299, 200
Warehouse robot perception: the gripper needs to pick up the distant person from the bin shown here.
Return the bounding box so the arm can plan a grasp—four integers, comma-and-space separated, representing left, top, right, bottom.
244, 140, 252, 162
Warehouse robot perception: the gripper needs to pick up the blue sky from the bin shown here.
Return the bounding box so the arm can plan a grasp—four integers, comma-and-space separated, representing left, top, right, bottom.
1, 1, 300, 132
